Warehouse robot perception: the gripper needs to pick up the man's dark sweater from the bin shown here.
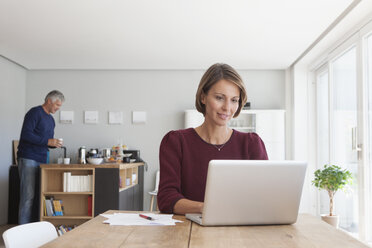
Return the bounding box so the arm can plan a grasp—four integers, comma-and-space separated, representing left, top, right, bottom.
17, 106, 55, 163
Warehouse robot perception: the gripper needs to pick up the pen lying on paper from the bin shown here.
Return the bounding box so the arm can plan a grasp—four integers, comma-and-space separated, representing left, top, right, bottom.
139, 214, 154, 221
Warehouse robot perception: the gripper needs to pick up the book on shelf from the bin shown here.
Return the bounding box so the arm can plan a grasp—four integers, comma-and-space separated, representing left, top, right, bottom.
44, 197, 64, 216
60, 200, 65, 215
53, 200, 64, 216
63, 172, 93, 192
45, 198, 54, 216
56, 225, 75, 236
88, 195, 92, 216
43, 198, 47, 216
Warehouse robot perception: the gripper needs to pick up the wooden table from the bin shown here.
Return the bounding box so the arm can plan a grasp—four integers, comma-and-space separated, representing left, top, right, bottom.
41, 211, 370, 248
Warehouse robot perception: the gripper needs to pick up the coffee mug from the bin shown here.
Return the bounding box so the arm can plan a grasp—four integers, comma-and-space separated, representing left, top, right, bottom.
63, 158, 70, 164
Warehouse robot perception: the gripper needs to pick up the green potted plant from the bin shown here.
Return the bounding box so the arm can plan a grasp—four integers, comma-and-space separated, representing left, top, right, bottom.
312, 164, 353, 228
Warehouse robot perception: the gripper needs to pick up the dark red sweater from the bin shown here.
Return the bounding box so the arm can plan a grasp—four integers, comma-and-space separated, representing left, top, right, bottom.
158, 128, 268, 213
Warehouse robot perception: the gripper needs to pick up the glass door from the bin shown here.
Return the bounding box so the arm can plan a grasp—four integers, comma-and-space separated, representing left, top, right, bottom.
316, 69, 331, 217
317, 70, 329, 168
316, 46, 360, 237
330, 46, 359, 236
316, 25, 372, 242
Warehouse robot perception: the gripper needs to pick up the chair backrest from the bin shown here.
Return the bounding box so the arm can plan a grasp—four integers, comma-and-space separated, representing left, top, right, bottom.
154, 170, 160, 192
3, 221, 58, 248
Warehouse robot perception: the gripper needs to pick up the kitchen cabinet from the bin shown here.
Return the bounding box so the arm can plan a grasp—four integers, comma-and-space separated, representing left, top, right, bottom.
94, 163, 144, 215
184, 109, 285, 160
40, 162, 144, 228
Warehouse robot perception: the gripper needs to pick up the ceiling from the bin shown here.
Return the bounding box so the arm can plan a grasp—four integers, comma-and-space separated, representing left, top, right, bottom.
0, 0, 357, 70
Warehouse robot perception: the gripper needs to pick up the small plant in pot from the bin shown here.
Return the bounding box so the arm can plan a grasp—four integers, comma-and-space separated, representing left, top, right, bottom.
312, 164, 353, 228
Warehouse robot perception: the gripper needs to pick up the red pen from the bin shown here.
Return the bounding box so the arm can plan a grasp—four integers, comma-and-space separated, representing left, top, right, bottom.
139, 214, 154, 220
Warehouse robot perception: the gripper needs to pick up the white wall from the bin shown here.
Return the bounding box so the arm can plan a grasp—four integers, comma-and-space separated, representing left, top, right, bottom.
0, 56, 26, 224
25, 69, 285, 210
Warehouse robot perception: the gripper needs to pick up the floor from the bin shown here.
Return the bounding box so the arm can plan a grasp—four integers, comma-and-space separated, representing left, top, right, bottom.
0, 225, 16, 248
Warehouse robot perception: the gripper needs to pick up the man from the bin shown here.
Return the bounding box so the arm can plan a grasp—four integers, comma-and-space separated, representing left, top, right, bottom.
17, 90, 65, 224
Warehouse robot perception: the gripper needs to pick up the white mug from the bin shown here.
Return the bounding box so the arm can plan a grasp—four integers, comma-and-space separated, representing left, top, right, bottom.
63, 158, 70, 164
57, 157, 64, 164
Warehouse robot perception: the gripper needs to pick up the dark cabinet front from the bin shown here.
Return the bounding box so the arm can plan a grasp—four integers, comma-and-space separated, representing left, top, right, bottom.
94, 166, 144, 216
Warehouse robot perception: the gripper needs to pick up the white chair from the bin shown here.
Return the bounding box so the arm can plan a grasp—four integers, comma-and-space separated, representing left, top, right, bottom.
148, 170, 160, 211
2, 221, 58, 248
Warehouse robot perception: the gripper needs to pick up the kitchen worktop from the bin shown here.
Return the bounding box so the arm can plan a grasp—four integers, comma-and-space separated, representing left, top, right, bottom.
40, 162, 144, 169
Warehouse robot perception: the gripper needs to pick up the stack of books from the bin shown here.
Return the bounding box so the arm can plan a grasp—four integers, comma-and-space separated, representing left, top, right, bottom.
56, 225, 76, 236
63, 172, 93, 192
44, 197, 64, 216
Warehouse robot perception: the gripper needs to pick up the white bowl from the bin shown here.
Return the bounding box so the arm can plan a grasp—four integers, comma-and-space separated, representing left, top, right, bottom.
87, 157, 103, 165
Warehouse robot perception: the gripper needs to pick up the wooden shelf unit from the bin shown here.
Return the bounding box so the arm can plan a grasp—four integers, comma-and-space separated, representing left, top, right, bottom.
40, 165, 95, 227
40, 162, 144, 227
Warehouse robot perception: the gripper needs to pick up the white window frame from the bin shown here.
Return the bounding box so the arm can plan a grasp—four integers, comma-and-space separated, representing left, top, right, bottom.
312, 19, 372, 241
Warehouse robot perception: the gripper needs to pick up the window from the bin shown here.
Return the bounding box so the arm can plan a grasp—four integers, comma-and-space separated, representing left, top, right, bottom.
330, 46, 359, 235
315, 27, 372, 242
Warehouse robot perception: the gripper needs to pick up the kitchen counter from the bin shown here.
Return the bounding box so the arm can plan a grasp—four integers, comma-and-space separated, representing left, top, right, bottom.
40, 162, 144, 169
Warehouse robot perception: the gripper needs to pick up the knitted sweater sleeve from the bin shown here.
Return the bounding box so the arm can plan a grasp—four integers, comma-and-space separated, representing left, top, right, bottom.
157, 131, 185, 213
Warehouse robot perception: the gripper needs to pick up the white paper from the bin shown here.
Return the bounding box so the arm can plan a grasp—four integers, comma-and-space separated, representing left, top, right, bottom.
101, 213, 183, 226
60, 111, 74, 124
109, 111, 123, 124
84, 111, 99, 124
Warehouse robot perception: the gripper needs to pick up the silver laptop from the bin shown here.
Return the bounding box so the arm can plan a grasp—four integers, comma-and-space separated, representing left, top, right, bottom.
186, 160, 307, 226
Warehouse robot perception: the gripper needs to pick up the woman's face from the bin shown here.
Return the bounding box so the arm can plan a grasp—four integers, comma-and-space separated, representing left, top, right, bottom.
201, 79, 240, 127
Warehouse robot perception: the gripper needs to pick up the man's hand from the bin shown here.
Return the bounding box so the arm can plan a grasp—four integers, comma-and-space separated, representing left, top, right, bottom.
48, 138, 63, 148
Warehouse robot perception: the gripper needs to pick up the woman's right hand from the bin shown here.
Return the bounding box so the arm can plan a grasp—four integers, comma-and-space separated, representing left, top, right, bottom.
173, 199, 204, 215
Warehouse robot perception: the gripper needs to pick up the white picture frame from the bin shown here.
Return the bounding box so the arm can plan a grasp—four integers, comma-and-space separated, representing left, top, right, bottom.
84, 111, 99, 124
60, 111, 74, 124
132, 111, 147, 124
109, 111, 123, 124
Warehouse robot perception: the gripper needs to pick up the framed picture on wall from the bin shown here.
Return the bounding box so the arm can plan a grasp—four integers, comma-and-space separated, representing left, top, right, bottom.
84, 111, 99, 124
109, 111, 123, 124
60, 111, 74, 124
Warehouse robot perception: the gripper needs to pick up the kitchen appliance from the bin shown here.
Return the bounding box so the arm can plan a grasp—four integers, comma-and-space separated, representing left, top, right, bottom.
124, 150, 141, 162
102, 148, 111, 158
87, 148, 99, 158
78, 146, 87, 164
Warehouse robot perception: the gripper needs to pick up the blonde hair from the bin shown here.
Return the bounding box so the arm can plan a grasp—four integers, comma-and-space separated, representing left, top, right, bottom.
195, 63, 247, 117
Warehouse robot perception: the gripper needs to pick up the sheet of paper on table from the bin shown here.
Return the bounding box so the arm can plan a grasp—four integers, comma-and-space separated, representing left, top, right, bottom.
101, 213, 183, 226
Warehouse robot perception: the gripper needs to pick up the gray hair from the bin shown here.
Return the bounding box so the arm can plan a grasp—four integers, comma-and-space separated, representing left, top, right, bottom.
45, 90, 65, 103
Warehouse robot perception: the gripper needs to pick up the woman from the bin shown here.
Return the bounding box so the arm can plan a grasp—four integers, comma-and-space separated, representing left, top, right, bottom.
158, 63, 268, 214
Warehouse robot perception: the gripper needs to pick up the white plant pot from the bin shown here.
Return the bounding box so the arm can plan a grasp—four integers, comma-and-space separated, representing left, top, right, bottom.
321, 214, 339, 228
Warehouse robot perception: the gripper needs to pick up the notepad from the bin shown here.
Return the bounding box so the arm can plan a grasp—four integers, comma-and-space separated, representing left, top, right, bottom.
101, 213, 183, 226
